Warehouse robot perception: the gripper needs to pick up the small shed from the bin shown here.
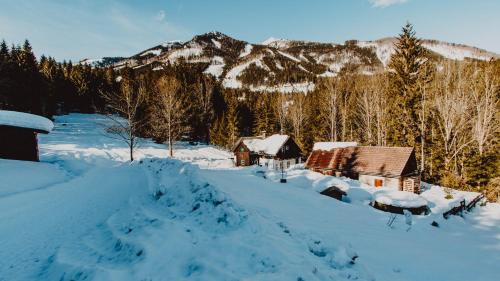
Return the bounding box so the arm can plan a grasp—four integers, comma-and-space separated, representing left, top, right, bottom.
320, 186, 347, 201
0, 110, 54, 161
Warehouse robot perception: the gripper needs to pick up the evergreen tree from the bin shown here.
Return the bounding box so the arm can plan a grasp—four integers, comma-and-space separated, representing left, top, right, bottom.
224, 94, 240, 148
209, 114, 226, 147
388, 22, 427, 148
0, 40, 11, 108
0, 40, 8, 61
253, 93, 274, 136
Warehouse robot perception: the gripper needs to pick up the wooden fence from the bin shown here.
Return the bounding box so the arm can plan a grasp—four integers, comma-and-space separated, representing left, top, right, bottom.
442, 194, 485, 219
466, 194, 485, 212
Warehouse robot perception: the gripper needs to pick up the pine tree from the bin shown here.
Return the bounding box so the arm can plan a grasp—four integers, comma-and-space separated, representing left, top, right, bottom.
388, 23, 427, 147
209, 114, 226, 147
253, 94, 274, 136
0, 40, 11, 109
20, 40, 38, 73
0, 40, 8, 62
225, 94, 239, 148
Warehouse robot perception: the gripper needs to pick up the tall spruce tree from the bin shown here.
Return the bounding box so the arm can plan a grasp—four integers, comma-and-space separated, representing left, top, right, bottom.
0, 40, 10, 108
225, 93, 240, 148
253, 94, 274, 136
388, 22, 427, 151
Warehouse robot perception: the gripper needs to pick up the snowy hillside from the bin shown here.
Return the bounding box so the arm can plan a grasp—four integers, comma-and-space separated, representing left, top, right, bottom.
84, 32, 499, 94
357, 37, 499, 66
1, 114, 499, 281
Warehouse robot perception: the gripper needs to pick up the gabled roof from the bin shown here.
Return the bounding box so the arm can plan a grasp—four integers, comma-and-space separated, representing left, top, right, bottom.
0, 110, 54, 133
231, 136, 262, 152
306, 146, 417, 177
232, 134, 290, 156
305, 150, 337, 170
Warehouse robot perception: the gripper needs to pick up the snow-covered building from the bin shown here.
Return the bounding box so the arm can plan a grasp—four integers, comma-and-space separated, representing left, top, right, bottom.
0, 110, 54, 161
306, 144, 421, 193
231, 134, 302, 170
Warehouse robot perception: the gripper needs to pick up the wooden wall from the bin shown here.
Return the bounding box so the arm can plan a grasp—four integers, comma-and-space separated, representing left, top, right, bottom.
0, 126, 39, 161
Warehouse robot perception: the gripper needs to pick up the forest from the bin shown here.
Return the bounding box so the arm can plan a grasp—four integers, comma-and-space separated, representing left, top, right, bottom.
0, 24, 498, 201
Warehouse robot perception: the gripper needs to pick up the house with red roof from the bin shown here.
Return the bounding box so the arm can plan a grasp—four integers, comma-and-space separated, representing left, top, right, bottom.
305, 143, 421, 193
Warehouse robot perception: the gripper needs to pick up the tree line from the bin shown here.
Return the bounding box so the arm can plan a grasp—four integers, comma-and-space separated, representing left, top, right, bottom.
0, 39, 117, 117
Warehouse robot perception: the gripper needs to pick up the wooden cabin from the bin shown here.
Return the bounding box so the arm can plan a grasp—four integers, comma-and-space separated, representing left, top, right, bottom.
0, 110, 54, 161
306, 143, 421, 193
232, 134, 302, 170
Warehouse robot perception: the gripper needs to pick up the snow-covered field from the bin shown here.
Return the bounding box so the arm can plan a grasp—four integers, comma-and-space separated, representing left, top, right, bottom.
1, 114, 499, 281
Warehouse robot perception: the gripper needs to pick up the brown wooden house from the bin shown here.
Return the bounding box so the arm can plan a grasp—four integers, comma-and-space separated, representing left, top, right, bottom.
232, 134, 302, 170
0, 110, 54, 161
306, 144, 421, 193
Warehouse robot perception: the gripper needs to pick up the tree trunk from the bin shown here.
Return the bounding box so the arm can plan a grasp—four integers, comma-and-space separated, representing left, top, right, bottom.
168, 132, 173, 157
420, 87, 425, 173
130, 138, 134, 162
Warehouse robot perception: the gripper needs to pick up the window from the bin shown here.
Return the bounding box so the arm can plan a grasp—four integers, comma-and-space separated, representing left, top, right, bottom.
240, 147, 245, 152
374, 179, 383, 187
240, 159, 245, 166
403, 179, 414, 192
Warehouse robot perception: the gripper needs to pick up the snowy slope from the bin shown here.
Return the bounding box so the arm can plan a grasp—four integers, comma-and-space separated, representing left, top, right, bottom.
99, 32, 498, 94
358, 37, 499, 66
0, 114, 499, 281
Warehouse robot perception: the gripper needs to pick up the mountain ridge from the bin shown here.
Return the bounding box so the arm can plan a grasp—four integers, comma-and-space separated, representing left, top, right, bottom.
81, 32, 499, 93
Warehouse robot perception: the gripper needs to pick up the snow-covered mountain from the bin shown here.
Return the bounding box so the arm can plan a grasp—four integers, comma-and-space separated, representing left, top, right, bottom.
85, 32, 499, 93
357, 37, 499, 66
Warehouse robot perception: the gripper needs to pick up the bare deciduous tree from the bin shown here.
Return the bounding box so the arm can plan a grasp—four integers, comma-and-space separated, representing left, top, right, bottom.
274, 90, 288, 135
355, 75, 389, 146
288, 92, 306, 147
356, 87, 375, 144
432, 63, 473, 170
101, 80, 147, 162
374, 75, 389, 146
470, 64, 499, 155
322, 78, 341, 142
151, 76, 188, 157
194, 76, 215, 143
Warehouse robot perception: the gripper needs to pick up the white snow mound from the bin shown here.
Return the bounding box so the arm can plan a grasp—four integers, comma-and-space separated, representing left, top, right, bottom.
0, 110, 54, 132
313, 142, 357, 151
374, 189, 428, 208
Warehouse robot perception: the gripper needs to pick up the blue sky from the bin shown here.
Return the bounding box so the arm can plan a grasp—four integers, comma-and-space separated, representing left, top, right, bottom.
0, 0, 498, 61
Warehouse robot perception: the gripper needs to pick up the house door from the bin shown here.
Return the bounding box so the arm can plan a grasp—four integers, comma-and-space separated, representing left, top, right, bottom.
374, 179, 383, 187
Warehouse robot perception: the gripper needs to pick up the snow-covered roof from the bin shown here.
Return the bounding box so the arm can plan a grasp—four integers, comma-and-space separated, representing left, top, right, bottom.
313, 142, 357, 151
0, 110, 54, 133
374, 189, 428, 208
241, 134, 290, 156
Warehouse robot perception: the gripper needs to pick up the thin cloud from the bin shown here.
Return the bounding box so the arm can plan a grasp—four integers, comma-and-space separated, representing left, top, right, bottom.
369, 0, 408, 8
110, 8, 141, 32
155, 10, 166, 22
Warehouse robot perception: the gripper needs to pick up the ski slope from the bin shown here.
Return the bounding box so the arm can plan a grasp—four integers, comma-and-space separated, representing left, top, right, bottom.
0, 114, 499, 281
